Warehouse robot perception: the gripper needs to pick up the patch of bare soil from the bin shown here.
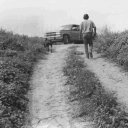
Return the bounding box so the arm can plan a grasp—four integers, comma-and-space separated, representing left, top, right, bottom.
27, 44, 93, 128
77, 44, 128, 108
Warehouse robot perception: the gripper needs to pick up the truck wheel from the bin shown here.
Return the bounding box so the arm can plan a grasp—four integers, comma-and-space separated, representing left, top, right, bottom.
63, 35, 70, 44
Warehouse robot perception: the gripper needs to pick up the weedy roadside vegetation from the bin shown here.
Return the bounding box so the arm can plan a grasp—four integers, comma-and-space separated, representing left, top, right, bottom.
63, 46, 128, 128
0, 29, 46, 128
94, 27, 128, 71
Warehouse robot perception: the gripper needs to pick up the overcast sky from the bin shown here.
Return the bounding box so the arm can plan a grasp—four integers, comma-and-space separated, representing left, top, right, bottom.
0, 0, 128, 36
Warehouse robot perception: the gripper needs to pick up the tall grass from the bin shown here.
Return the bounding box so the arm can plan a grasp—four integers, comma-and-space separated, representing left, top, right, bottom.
94, 27, 128, 70
0, 29, 46, 128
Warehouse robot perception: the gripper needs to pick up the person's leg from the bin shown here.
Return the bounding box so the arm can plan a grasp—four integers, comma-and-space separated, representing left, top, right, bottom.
47, 44, 49, 52
84, 43, 89, 58
51, 44, 52, 53
83, 35, 89, 58
89, 39, 93, 58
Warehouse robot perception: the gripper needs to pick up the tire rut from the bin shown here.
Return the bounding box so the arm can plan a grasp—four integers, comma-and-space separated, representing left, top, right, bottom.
77, 44, 128, 108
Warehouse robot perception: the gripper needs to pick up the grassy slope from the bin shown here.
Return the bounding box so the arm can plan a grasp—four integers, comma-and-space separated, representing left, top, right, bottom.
94, 29, 128, 71
0, 29, 46, 128
63, 46, 128, 128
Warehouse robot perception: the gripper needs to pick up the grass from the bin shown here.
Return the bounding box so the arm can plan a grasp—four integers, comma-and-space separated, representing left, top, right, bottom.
63, 46, 128, 128
94, 28, 128, 71
0, 29, 46, 128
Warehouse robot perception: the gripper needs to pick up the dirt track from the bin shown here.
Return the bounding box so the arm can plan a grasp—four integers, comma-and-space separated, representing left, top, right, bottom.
77, 45, 128, 108
28, 44, 128, 128
28, 44, 92, 128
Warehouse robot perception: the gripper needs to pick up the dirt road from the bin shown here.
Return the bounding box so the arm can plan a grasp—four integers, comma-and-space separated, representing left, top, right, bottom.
28, 44, 128, 128
28, 44, 92, 128
77, 45, 128, 108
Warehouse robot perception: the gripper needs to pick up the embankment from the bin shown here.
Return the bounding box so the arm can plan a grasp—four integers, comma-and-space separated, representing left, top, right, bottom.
0, 29, 46, 128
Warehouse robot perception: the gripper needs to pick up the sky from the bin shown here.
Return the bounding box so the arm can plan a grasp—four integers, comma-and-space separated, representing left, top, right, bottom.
0, 0, 128, 36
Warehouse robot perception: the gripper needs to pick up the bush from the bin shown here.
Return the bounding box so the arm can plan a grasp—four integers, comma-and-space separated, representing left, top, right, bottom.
95, 28, 128, 70
0, 29, 46, 127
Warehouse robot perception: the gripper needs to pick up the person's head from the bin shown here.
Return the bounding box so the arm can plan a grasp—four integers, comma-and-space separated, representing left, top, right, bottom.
83, 14, 89, 20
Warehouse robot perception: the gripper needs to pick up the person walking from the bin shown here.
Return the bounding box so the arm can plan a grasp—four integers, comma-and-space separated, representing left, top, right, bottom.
80, 14, 96, 58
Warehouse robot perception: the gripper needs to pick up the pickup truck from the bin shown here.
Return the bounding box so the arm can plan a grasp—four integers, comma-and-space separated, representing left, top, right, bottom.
44, 24, 83, 44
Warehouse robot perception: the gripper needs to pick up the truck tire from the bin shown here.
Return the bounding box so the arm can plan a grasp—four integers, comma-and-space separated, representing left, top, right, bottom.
63, 35, 70, 44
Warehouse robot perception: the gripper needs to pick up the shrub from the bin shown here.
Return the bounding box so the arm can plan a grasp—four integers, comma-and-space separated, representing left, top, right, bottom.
95, 28, 128, 70
0, 29, 46, 127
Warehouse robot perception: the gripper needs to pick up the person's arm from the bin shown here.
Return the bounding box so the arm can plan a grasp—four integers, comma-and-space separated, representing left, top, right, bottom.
93, 26, 96, 37
92, 21, 96, 37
